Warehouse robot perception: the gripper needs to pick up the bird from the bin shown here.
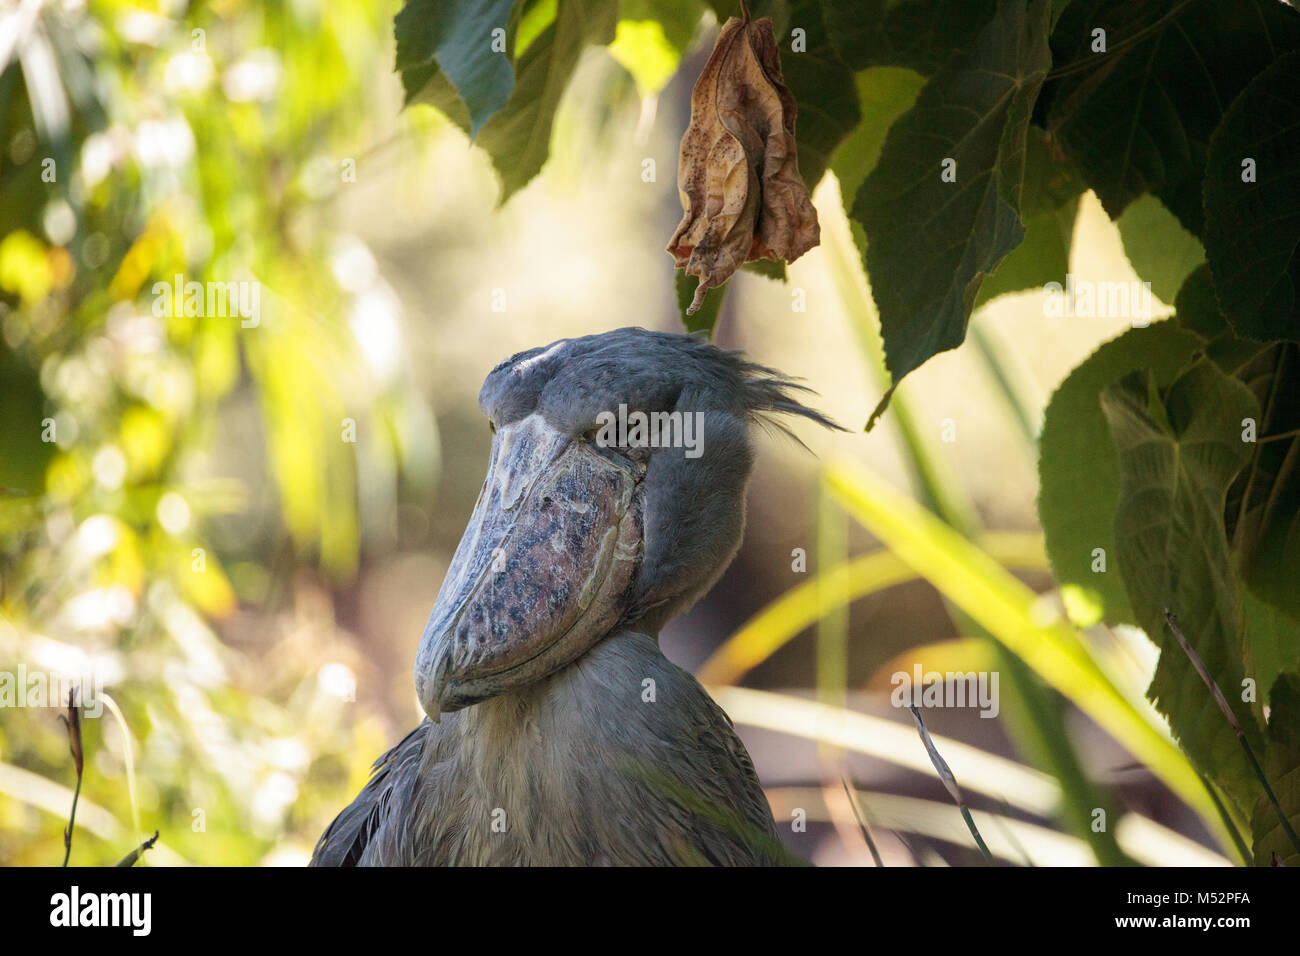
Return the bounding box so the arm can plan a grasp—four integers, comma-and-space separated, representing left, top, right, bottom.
311, 327, 838, 866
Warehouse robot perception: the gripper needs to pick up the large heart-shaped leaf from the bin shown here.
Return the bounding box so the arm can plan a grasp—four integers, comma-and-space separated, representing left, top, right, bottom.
779, 0, 861, 191
1204, 51, 1300, 343
1038, 321, 1202, 626
829, 66, 925, 208
825, 0, 997, 75
853, 0, 1052, 423
974, 128, 1085, 306
1226, 342, 1300, 620
1116, 194, 1205, 305
1038, 0, 1300, 231
1101, 361, 1264, 819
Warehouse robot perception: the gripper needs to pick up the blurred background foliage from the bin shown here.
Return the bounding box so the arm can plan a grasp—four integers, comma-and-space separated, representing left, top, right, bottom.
0, 0, 1286, 866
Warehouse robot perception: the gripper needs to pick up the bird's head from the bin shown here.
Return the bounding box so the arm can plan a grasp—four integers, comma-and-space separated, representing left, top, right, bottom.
415, 327, 839, 718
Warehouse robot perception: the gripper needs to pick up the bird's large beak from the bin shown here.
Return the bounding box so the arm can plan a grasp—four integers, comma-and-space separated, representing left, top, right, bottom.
415, 414, 644, 717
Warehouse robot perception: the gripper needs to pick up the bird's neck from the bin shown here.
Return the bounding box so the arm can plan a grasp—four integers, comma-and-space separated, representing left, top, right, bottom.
452, 628, 670, 760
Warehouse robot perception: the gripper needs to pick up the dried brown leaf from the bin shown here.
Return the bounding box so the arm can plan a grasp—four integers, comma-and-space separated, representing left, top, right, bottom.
668, 16, 820, 314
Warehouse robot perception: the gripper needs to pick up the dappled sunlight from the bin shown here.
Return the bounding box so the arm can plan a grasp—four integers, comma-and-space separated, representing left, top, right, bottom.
2, 0, 1295, 873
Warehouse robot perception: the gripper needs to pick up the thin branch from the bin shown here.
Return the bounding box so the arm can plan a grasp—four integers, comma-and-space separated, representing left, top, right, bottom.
907, 705, 994, 865
58, 688, 84, 867
1164, 609, 1300, 858
1259, 426, 1300, 445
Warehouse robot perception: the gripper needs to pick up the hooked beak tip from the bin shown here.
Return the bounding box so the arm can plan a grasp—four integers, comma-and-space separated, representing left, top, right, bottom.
421, 650, 451, 722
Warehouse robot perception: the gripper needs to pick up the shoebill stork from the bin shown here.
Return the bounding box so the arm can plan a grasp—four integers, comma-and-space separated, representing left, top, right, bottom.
311, 327, 837, 866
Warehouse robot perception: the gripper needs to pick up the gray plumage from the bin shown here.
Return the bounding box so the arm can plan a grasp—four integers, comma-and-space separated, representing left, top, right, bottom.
311, 328, 838, 866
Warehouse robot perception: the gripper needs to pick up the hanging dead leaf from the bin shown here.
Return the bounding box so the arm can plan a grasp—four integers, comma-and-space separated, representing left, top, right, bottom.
668, 14, 820, 314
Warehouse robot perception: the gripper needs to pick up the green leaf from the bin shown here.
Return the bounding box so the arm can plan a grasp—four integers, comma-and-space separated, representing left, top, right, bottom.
853, 0, 1052, 410
1242, 591, 1300, 729
1101, 361, 1264, 819
742, 258, 786, 281
476, 0, 618, 199
1175, 263, 1228, 340
1039, 322, 1203, 627
676, 267, 727, 334
828, 66, 926, 213
1175, 264, 1273, 375
402, 61, 473, 133
516, 0, 559, 57
1117, 194, 1205, 304
394, 0, 519, 136
1204, 51, 1300, 343
608, 0, 706, 95
780, 0, 861, 191
1227, 343, 1300, 619
1039, 0, 1300, 229
975, 129, 1085, 306
608, 21, 683, 95
1253, 673, 1300, 865
620, 0, 704, 51
972, 198, 1076, 307
826, 0, 998, 75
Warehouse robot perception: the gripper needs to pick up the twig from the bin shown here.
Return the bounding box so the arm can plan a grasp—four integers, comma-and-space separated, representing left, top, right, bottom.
1164, 609, 1300, 858
115, 831, 159, 867
907, 705, 994, 865
1259, 427, 1300, 445
840, 777, 884, 866
58, 688, 84, 867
